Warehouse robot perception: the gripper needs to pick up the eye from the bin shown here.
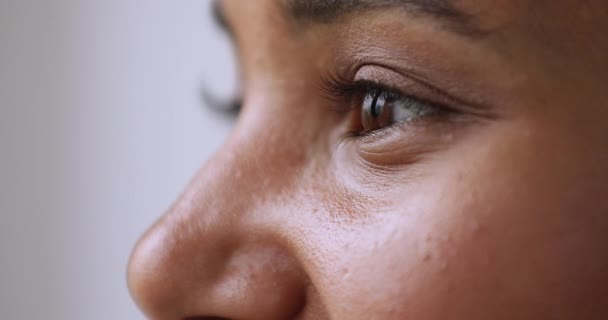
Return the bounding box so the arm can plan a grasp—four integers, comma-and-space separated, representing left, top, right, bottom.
359, 88, 439, 134
321, 73, 456, 138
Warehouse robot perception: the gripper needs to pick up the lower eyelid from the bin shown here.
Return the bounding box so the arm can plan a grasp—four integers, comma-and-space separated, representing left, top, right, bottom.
356, 110, 468, 146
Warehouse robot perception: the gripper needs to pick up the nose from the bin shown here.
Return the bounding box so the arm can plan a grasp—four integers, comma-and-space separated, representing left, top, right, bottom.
127, 136, 309, 319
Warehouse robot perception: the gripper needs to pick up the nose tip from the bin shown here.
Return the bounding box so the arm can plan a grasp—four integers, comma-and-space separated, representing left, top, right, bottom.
127, 203, 308, 320
127, 221, 182, 319
127, 118, 313, 319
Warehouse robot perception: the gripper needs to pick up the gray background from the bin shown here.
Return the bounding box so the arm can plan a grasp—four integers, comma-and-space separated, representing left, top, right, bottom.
0, 1, 234, 318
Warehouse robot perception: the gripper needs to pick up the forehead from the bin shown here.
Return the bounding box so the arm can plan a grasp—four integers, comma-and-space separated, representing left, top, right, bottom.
222, 0, 606, 59
222, 0, 528, 24
220, 0, 601, 32
220, 0, 608, 92
218, 0, 524, 53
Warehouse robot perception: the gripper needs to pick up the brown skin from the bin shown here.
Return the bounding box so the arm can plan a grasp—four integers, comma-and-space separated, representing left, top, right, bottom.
127, 0, 608, 319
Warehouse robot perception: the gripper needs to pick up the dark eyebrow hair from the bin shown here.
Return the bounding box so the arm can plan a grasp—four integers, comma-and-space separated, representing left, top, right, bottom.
212, 0, 485, 39
285, 0, 482, 36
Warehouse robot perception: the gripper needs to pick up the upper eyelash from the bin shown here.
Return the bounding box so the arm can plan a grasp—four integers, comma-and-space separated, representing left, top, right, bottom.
320, 73, 447, 117
320, 73, 401, 104
321, 72, 461, 140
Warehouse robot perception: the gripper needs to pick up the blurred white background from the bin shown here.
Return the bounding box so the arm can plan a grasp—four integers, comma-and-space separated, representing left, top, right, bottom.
0, 1, 236, 319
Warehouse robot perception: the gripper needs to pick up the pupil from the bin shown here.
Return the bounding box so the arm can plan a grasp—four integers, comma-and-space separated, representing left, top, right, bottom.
371, 92, 382, 118
361, 90, 391, 132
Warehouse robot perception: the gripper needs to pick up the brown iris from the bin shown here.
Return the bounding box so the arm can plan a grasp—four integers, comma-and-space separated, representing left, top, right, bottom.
361, 90, 394, 132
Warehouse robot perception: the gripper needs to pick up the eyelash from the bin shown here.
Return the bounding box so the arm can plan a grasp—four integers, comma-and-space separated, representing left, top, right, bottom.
207, 73, 456, 138
320, 74, 450, 137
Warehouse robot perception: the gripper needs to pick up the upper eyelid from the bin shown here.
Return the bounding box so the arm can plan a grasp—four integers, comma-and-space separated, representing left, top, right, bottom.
321, 74, 449, 113
357, 81, 415, 100
355, 64, 497, 119
330, 51, 497, 117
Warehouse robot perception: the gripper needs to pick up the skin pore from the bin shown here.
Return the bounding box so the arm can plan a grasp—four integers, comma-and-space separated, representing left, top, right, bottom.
127, 0, 608, 319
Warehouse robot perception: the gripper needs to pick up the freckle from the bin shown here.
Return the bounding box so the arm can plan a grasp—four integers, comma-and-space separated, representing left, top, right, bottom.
423, 252, 432, 262
469, 220, 481, 233
261, 178, 270, 187
342, 242, 350, 251
442, 234, 452, 243
443, 133, 455, 142
341, 267, 351, 281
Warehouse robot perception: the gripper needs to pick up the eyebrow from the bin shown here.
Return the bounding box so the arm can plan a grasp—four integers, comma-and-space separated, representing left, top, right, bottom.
213, 0, 483, 38
285, 0, 480, 35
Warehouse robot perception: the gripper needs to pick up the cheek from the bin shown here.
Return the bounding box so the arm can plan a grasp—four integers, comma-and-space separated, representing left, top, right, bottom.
307, 120, 608, 318
420, 129, 608, 318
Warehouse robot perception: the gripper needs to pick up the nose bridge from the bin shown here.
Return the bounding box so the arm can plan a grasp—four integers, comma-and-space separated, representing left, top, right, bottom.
128, 109, 313, 318
158, 100, 312, 248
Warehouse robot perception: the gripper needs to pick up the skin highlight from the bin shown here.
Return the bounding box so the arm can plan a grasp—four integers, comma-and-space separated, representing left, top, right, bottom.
127, 0, 608, 319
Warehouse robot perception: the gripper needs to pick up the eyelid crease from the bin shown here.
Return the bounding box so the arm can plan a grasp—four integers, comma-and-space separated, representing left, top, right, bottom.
329, 60, 497, 119
320, 69, 457, 117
